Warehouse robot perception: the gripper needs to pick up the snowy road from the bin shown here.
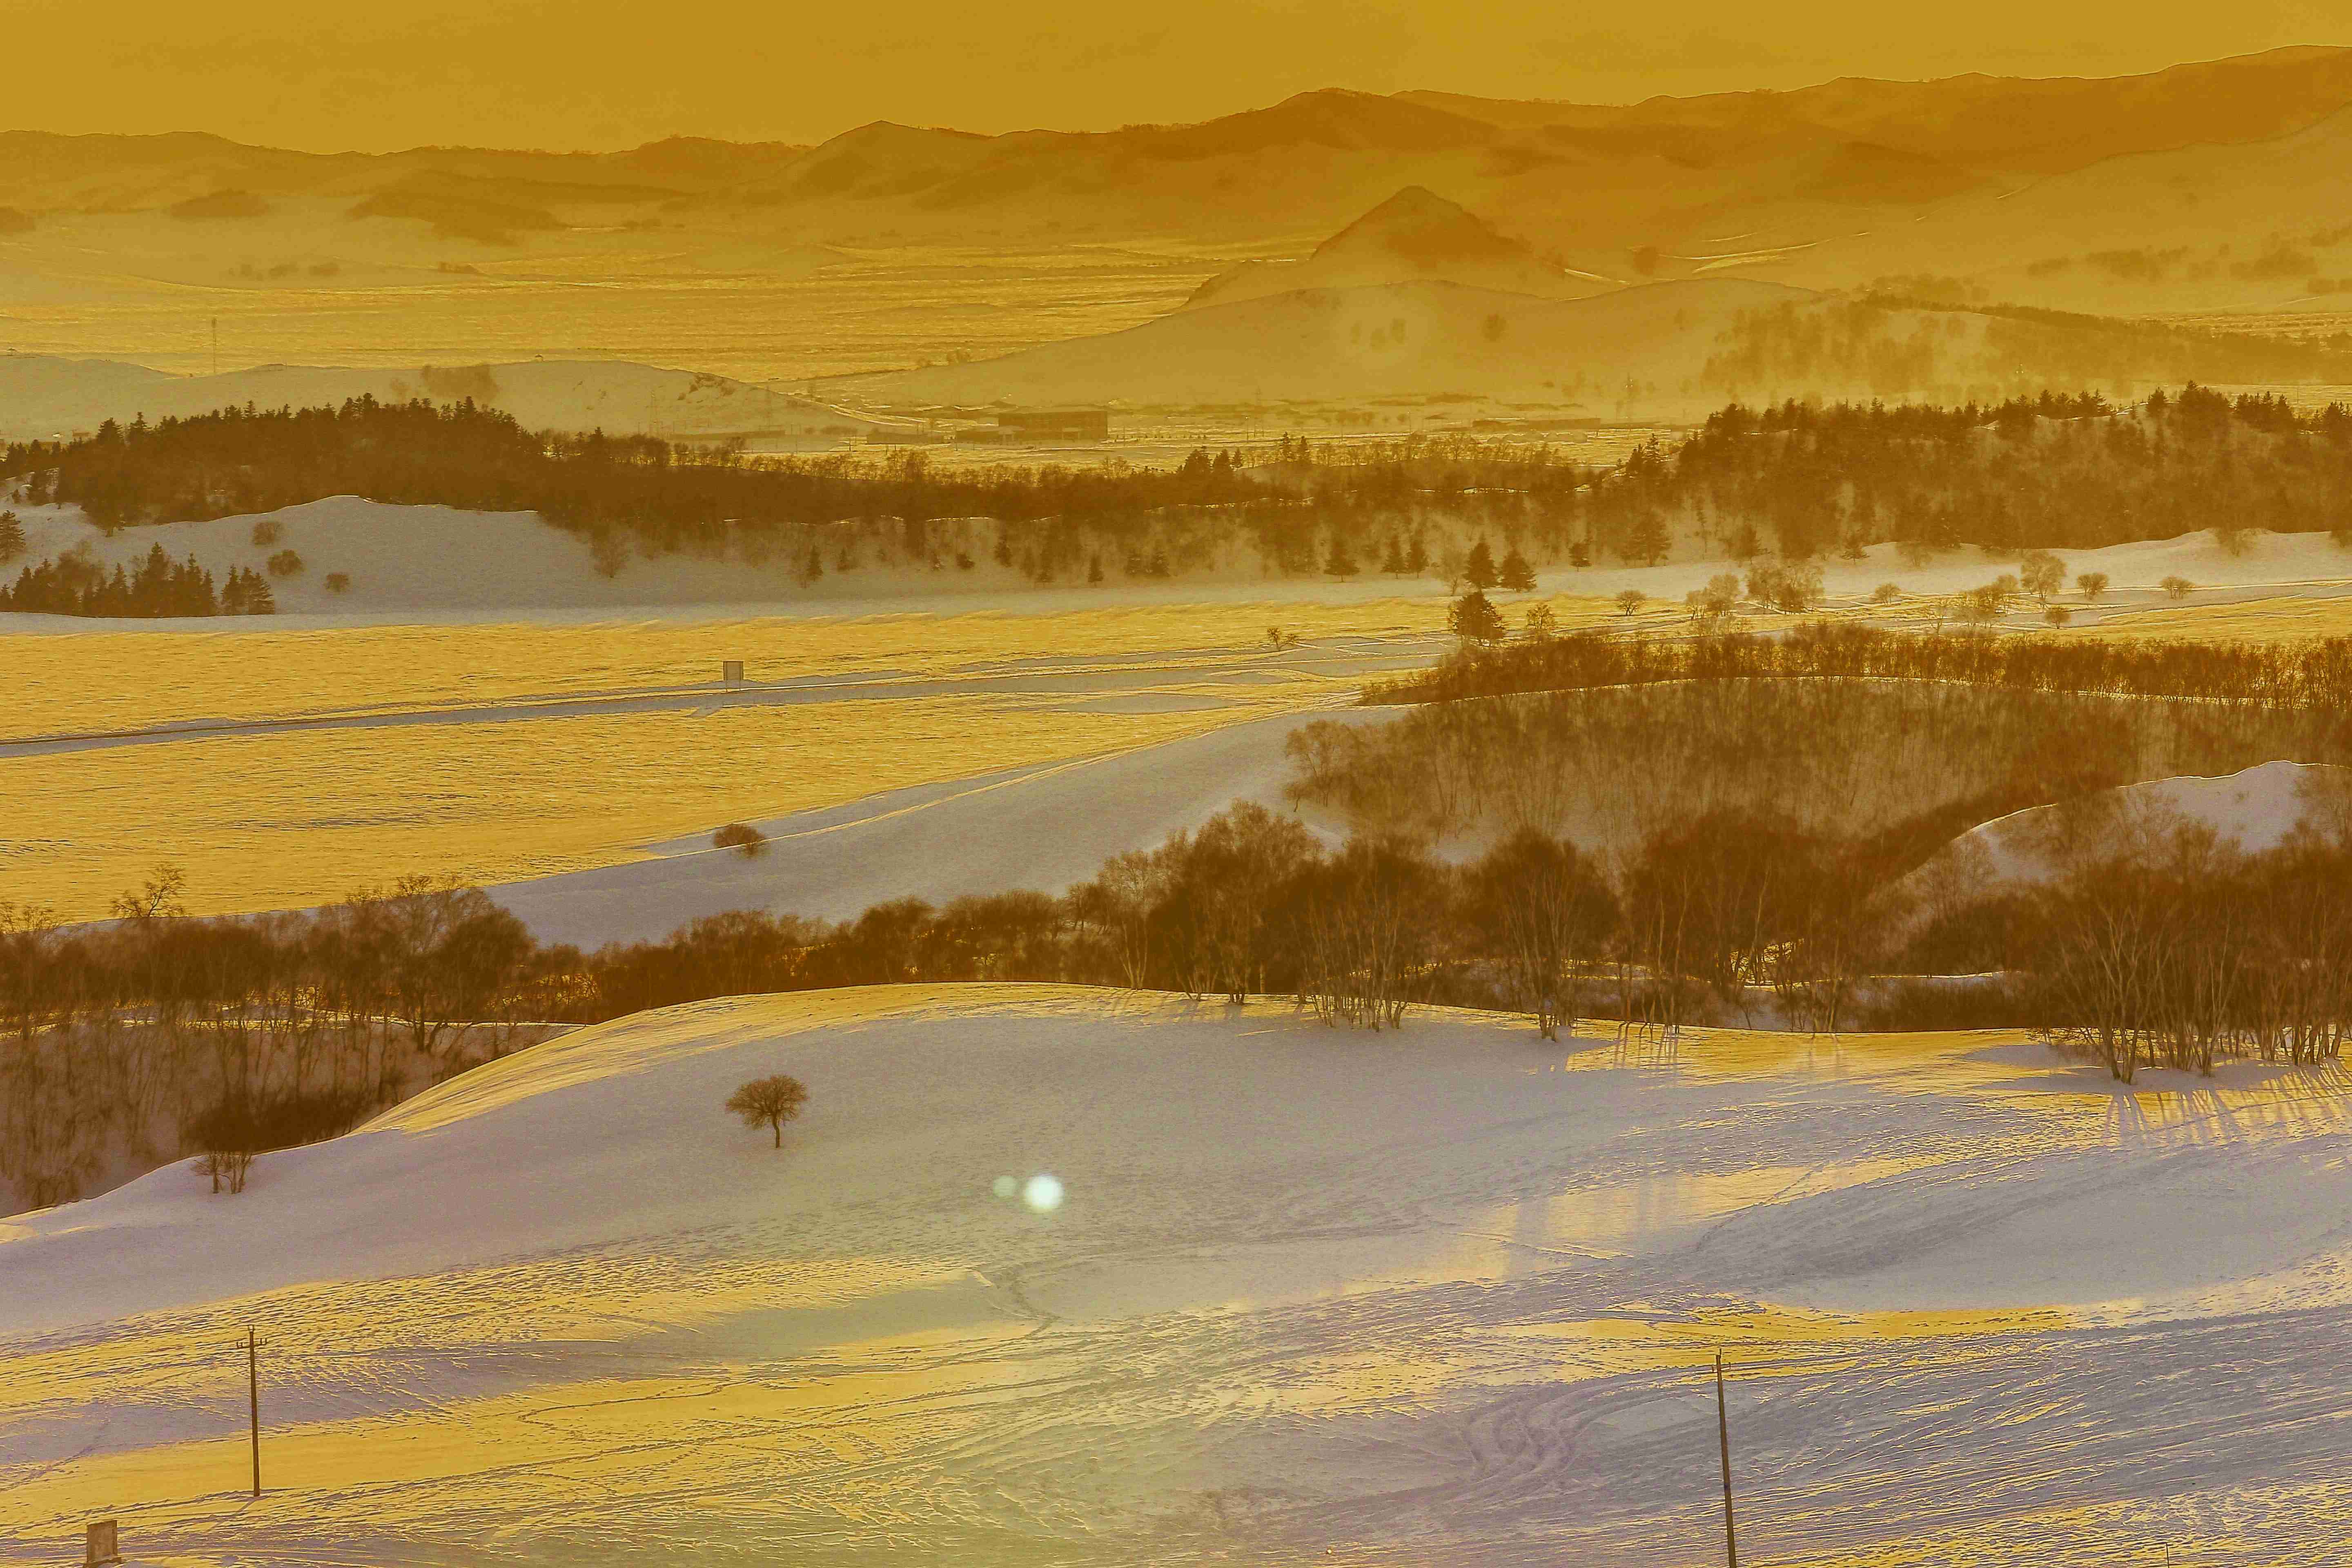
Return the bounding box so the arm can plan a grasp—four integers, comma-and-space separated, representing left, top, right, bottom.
0, 636, 1438, 762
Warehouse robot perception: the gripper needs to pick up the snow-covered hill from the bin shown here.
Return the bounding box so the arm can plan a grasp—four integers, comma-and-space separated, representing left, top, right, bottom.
492, 708, 1381, 945
1915, 760, 2352, 892
1184, 186, 1617, 311
5, 986, 2352, 1566
830, 276, 1813, 409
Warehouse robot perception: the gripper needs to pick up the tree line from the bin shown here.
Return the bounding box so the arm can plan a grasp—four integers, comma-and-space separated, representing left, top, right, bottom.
0, 400, 1590, 596
0, 543, 275, 617
1701, 300, 2352, 412
0, 871, 564, 1208
1372, 619, 2352, 715
1643, 383, 2352, 560
7, 386, 2352, 615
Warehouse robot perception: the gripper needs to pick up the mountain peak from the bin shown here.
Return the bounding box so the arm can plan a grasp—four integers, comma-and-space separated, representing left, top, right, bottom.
1184, 185, 1610, 311
1316, 185, 1522, 266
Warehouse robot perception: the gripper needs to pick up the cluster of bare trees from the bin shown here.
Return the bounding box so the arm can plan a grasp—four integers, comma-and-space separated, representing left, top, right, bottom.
1299, 657, 2352, 1072
599, 806, 1462, 1033
0, 873, 559, 1208
592, 805, 1898, 1041
1902, 811, 2352, 1081
1303, 668, 2352, 879
1379, 621, 2352, 714
1700, 303, 2352, 414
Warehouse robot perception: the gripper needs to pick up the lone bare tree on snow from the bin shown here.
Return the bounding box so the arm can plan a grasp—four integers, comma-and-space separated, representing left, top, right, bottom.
726, 1074, 808, 1148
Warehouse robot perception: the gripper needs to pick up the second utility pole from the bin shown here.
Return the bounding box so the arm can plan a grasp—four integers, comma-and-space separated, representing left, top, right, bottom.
247, 1327, 261, 1498
1715, 1349, 1737, 1568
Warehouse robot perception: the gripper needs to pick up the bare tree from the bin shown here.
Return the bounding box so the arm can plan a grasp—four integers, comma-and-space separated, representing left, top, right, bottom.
1459, 829, 1618, 1039
726, 1074, 808, 1148
1298, 838, 1443, 1030
713, 822, 767, 859
2019, 550, 2067, 601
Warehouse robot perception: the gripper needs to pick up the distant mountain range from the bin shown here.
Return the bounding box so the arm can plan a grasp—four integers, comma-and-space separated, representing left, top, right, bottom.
4, 46, 2351, 272
6, 46, 2352, 407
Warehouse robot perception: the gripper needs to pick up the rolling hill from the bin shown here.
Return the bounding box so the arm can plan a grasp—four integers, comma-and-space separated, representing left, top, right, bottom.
832, 277, 1814, 412
1906, 760, 2352, 895
1403, 44, 2352, 176
8, 986, 2352, 1565
828, 275, 2352, 416
1184, 186, 1617, 310
1766, 102, 2352, 311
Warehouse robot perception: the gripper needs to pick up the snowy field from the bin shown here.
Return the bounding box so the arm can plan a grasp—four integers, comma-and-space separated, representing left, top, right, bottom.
0, 600, 1436, 924
6, 497, 2352, 624
8, 507, 2352, 925
491, 707, 1386, 945
4, 986, 2352, 1567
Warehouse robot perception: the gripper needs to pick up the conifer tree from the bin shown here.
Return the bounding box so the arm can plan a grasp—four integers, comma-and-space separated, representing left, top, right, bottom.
1448, 589, 1506, 644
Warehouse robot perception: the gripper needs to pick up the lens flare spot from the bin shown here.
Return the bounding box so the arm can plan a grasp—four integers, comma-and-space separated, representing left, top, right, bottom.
992, 1175, 1018, 1200
1022, 1174, 1065, 1213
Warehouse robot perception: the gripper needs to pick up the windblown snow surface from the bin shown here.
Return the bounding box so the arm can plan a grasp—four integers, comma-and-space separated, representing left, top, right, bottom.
6, 986, 2352, 1566
490, 709, 1379, 945
1911, 760, 2352, 892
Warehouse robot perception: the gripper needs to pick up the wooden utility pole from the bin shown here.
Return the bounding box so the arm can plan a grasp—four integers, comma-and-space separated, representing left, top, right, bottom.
1715, 1350, 1737, 1568
247, 1327, 261, 1498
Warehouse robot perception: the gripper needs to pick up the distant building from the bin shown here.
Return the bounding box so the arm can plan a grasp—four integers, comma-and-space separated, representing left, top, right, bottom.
997, 408, 1110, 443
865, 421, 943, 446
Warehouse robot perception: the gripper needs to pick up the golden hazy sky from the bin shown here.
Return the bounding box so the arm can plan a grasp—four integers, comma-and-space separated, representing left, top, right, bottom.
14, 0, 2352, 152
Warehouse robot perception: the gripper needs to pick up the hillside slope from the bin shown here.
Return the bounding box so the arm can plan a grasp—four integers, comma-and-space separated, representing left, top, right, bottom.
1773, 102, 2352, 310
831, 274, 2352, 414
6, 988, 2352, 1565
1911, 760, 2352, 891
1185, 186, 1617, 310
833, 277, 1813, 410
1404, 45, 2352, 175
491, 708, 1384, 945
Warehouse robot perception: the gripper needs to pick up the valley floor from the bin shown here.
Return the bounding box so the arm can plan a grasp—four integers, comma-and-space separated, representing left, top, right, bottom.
2, 987, 2349, 1566
9, 513, 2352, 933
